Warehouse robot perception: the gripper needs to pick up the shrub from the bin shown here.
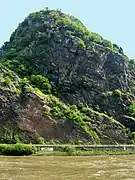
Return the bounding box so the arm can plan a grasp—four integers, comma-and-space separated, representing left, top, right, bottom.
0, 126, 27, 144
128, 102, 135, 116
94, 105, 100, 112
113, 89, 121, 97
102, 40, 113, 50
70, 105, 77, 111
129, 59, 135, 66
21, 77, 28, 87
101, 91, 113, 98
130, 132, 135, 144
113, 44, 119, 52
50, 106, 64, 117
1, 143, 37, 156
80, 107, 89, 113
36, 136, 45, 144
30, 74, 51, 94
77, 102, 85, 109
5, 48, 18, 60
129, 139, 135, 144
82, 115, 90, 122
4, 76, 12, 85
91, 32, 102, 43
76, 139, 82, 145
0, 144, 7, 153
62, 145, 75, 155
131, 132, 135, 140
78, 39, 86, 48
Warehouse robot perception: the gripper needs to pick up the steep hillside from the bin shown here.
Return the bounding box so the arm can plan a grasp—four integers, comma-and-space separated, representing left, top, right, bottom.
1, 8, 135, 144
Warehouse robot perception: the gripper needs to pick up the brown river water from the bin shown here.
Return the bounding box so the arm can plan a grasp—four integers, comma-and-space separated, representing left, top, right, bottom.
0, 155, 135, 180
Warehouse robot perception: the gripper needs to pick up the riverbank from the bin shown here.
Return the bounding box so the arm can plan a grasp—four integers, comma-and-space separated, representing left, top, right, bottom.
33, 144, 135, 156
34, 150, 135, 156
1, 144, 135, 156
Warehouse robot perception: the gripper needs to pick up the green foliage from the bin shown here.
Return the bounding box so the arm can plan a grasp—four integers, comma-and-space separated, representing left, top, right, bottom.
113, 89, 122, 97
0, 75, 12, 87
128, 102, 135, 117
50, 106, 64, 118
89, 130, 100, 141
30, 75, 51, 94
94, 105, 100, 112
0, 143, 37, 156
80, 107, 89, 114
70, 105, 78, 111
91, 32, 103, 43
131, 132, 135, 139
0, 126, 27, 144
102, 39, 113, 49
25, 85, 34, 93
102, 91, 113, 98
66, 110, 84, 124
41, 94, 100, 143
20, 77, 28, 86
3, 57, 34, 76
62, 145, 75, 155
113, 44, 119, 52
78, 39, 86, 48
0, 144, 7, 152
36, 136, 45, 144
4, 76, 12, 85
4, 48, 18, 60
0, 64, 21, 93
129, 59, 135, 66
29, 11, 44, 19
77, 102, 85, 109
130, 132, 135, 144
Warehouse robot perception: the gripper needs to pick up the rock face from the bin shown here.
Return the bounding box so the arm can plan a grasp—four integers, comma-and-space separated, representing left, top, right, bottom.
0, 9, 135, 144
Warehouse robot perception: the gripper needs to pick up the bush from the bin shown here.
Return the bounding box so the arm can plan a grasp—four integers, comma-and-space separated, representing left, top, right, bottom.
82, 115, 90, 122
0, 144, 7, 152
70, 105, 78, 111
113, 89, 121, 97
77, 102, 85, 109
113, 44, 119, 52
50, 106, 64, 117
94, 105, 100, 112
0, 126, 27, 144
102, 40, 113, 50
36, 136, 45, 144
101, 91, 113, 98
131, 132, 135, 140
4, 76, 12, 85
78, 39, 86, 48
30, 74, 51, 94
81, 107, 89, 113
62, 145, 75, 155
128, 102, 135, 116
1, 143, 37, 156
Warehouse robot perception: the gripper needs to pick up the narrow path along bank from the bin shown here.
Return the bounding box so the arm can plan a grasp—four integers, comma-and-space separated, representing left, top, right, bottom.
32, 144, 135, 156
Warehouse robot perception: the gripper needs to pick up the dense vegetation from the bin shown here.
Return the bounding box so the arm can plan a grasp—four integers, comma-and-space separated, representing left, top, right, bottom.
0, 144, 37, 156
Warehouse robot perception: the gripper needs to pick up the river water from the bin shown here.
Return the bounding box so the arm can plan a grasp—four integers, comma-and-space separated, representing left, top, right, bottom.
0, 155, 135, 179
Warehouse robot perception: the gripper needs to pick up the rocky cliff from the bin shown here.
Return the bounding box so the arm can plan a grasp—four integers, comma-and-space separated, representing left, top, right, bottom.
1, 8, 135, 144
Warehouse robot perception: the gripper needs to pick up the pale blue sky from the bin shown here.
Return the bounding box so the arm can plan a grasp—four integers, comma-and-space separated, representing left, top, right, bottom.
1, 0, 135, 58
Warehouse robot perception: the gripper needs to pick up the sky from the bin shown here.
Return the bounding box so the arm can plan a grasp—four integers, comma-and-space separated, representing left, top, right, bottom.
0, 0, 135, 58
